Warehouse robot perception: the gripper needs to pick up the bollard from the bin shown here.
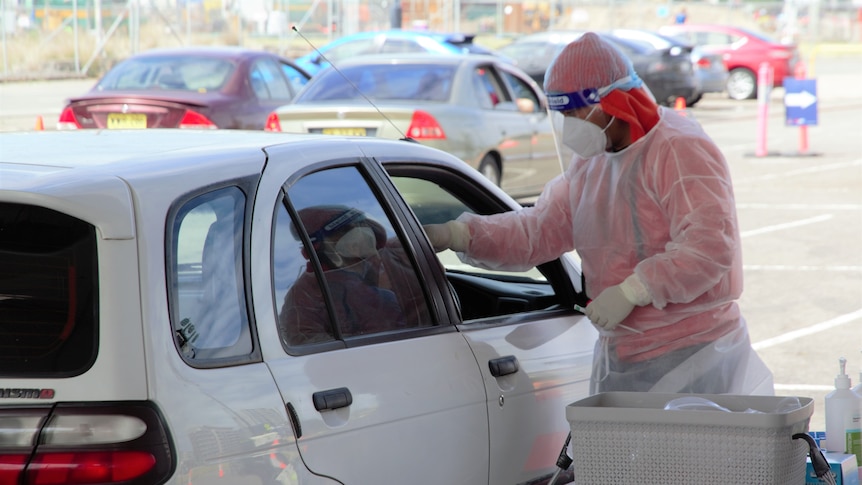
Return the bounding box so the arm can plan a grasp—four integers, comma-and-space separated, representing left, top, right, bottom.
755, 62, 773, 157
674, 97, 687, 116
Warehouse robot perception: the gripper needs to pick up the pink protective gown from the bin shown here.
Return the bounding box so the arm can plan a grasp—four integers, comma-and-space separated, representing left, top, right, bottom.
457, 107, 774, 394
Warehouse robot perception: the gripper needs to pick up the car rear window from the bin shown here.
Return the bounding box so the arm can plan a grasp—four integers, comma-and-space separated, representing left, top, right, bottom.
295, 64, 456, 102
96, 55, 236, 93
0, 203, 98, 377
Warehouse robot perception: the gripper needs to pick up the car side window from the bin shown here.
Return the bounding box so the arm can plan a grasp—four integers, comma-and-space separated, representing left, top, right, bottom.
473, 66, 510, 108
391, 174, 571, 322
501, 71, 540, 113
250, 59, 293, 101
325, 39, 378, 64
380, 38, 425, 54
170, 186, 252, 362
280, 61, 309, 93
273, 166, 433, 349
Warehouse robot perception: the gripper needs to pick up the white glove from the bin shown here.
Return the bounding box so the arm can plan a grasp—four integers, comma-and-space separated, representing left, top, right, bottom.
423, 221, 471, 253
585, 274, 650, 331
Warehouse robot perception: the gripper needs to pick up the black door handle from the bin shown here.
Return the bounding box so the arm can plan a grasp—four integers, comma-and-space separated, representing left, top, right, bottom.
489, 355, 519, 377
312, 387, 353, 411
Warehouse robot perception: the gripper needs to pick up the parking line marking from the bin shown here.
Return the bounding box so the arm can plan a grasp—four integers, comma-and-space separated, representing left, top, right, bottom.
773, 384, 833, 391
737, 203, 862, 211
742, 159, 862, 182
740, 214, 833, 238
752, 308, 862, 350
743, 265, 862, 271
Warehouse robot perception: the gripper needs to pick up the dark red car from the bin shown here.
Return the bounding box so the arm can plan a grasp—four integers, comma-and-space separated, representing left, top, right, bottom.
659, 24, 798, 100
58, 46, 311, 130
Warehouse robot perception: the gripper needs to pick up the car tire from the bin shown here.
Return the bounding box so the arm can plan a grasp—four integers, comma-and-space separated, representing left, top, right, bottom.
726, 68, 757, 100
478, 155, 501, 187
687, 93, 702, 107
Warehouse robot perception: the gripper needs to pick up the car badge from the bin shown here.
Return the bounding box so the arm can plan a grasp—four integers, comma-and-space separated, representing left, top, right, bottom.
337, 110, 346, 120
0, 388, 55, 399
122, 104, 129, 113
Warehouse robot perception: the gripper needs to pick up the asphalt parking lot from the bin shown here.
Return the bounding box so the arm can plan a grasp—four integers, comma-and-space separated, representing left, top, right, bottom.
1, 53, 860, 433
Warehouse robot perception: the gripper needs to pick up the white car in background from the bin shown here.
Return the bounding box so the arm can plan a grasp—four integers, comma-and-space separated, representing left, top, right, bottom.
0, 130, 597, 484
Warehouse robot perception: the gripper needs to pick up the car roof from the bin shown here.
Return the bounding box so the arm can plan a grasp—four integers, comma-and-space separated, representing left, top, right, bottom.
0, 130, 456, 190
128, 45, 280, 59
319, 52, 498, 68
326, 30, 477, 43
506, 30, 586, 44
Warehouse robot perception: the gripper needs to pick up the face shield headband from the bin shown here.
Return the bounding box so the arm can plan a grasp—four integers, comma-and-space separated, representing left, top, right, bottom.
307, 208, 367, 246
546, 75, 638, 112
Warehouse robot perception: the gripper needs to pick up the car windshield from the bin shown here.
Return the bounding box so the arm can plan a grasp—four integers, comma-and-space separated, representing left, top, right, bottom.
295, 64, 457, 102
96, 55, 236, 93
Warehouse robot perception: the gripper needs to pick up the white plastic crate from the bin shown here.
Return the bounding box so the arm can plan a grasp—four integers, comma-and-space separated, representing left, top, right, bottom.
566, 392, 813, 484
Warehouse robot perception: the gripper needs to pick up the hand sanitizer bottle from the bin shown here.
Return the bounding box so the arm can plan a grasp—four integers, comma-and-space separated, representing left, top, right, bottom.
824, 357, 862, 462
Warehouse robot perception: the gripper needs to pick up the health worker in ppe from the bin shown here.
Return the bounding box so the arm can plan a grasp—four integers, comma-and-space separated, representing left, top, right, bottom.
424, 32, 774, 395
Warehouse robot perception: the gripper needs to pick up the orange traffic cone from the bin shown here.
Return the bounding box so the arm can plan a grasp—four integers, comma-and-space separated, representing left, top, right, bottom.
673, 97, 687, 116
34, 115, 44, 131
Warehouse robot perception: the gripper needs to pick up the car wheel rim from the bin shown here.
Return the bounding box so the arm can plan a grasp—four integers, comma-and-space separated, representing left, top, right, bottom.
727, 70, 756, 100
479, 159, 500, 186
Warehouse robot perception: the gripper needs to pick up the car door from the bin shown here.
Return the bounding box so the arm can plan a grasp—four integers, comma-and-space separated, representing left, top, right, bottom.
382, 161, 599, 485
243, 58, 308, 129
500, 67, 565, 194
252, 143, 489, 484
472, 63, 535, 196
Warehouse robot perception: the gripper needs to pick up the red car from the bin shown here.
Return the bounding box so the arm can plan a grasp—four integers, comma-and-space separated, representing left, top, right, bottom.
58, 46, 311, 130
659, 24, 798, 100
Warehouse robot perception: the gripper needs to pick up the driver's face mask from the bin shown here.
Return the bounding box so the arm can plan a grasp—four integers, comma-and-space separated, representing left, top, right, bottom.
321, 225, 378, 268
334, 226, 378, 259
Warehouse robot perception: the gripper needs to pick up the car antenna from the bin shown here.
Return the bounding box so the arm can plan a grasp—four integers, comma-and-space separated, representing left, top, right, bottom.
291, 26, 417, 143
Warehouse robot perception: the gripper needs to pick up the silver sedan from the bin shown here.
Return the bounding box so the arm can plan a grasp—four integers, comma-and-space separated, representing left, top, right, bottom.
265, 53, 565, 200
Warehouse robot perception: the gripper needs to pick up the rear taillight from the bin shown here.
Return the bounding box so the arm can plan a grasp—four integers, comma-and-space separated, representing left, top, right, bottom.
57, 107, 81, 130
696, 57, 712, 69
406, 110, 445, 140
178, 110, 217, 129
27, 451, 156, 484
0, 402, 174, 485
264, 112, 282, 132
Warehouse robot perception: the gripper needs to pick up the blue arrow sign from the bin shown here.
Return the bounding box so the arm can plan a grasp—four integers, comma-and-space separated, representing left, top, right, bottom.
784, 79, 817, 126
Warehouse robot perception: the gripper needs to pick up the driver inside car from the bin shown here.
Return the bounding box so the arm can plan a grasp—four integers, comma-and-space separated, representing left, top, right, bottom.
279, 205, 428, 346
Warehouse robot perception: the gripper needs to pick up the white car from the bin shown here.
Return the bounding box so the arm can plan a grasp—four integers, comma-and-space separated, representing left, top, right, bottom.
0, 130, 597, 485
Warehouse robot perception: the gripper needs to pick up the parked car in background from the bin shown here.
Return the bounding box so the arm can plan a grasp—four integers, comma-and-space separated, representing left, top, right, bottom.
498, 30, 697, 107
293, 30, 505, 76
0, 129, 597, 484
58, 46, 310, 130
658, 23, 799, 100
266, 53, 563, 200
607, 28, 728, 106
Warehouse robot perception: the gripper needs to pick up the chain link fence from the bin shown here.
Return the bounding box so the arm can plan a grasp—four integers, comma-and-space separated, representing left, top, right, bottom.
2, 0, 861, 81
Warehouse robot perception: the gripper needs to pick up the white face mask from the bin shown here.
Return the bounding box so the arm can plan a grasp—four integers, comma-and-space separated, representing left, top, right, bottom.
562, 108, 614, 159
334, 226, 378, 259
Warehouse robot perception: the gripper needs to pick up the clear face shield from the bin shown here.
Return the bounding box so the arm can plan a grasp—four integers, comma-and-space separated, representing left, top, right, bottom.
546, 87, 603, 167
546, 75, 638, 166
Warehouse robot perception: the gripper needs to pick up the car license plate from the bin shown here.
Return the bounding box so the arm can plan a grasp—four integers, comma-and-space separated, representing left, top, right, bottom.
322, 127, 366, 136
107, 113, 147, 129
